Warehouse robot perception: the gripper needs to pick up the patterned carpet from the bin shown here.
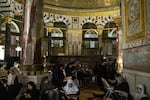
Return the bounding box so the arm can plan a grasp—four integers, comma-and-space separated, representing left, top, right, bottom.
79, 83, 104, 100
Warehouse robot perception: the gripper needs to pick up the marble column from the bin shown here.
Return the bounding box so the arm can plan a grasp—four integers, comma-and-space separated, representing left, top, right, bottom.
21, 0, 43, 75
4, 23, 11, 64
114, 16, 122, 73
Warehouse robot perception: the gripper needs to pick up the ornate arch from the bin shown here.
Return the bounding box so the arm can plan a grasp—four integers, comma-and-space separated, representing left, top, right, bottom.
1, 21, 20, 33
43, 12, 70, 26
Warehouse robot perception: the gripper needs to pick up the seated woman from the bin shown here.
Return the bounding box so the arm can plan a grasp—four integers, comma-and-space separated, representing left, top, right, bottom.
93, 74, 133, 100
63, 79, 79, 100
19, 81, 40, 100
113, 74, 133, 100
133, 84, 149, 100
40, 76, 60, 100
0, 79, 8, 100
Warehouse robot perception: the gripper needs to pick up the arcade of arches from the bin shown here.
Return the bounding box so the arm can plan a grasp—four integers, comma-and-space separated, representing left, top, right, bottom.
0, 0, 150, 98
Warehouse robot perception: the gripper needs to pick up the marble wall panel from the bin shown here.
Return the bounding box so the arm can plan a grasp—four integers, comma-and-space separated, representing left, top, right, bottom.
143, 0, 150, 45
123, 69, 150, 96
122, 72, 136, 94
123, 45, 150, 73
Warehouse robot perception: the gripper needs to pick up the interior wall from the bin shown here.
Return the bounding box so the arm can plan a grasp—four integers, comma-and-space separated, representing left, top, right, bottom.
42, 10, 120, 56
122, 69, 150, 96
122, 0, 150, 96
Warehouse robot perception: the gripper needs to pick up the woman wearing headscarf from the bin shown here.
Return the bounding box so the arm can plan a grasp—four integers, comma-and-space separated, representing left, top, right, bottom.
133, 84, 149, 100
63, 79, 79, 100
0, 79, 8, 100
52, 64, 65, 90
63, 79, 79, 94
7, 65, 23, 100
65, 62, 75, 77
40, 76, 59, 100
113, 74, 133, 100
19, 81, 40, 100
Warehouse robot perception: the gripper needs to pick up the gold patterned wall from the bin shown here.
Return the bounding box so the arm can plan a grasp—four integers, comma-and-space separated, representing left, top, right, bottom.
44, 0, 120, 9
124, 0, 146, 42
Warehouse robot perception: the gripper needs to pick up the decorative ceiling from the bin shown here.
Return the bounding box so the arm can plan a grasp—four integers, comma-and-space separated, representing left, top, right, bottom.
16, 0, 120, 9
44, 0, 120, 9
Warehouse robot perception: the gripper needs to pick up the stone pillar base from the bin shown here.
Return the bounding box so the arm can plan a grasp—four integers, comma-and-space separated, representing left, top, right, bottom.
20, 64, 50, 86
22, 73, 50, 86
22, 75, 42, 85
20, 64, 43, 76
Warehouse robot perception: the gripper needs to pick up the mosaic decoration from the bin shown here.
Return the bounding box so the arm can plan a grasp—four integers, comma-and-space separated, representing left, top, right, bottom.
0, 0, 14, 16
43, 13, 70, 26
14, 2, 23, 15
124, 0, 146, 42
72, 17, 79, 24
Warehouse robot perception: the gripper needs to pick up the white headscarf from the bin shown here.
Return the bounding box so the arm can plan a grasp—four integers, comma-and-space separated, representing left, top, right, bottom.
134, 84, 147, 100
63, 79, 79, 94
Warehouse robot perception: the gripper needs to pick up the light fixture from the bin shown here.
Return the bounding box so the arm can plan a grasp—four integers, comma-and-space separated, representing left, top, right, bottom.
15, 41, 21, 52
15, 44, 21, 57
117, 58, 123, 73
15, 45, 21, 52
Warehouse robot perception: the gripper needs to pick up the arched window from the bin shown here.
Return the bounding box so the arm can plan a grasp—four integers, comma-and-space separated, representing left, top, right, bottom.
1, 21, 20, 33
51, 29, 64, 47
48, 22, 66, 56
1, 21, 20, 45
108, 28, 117, 38
102, 22, 117, 39
102, 22, 117, 56
82, 23, 99, 56
0, 21, 21, 59
83, 29, 98, 48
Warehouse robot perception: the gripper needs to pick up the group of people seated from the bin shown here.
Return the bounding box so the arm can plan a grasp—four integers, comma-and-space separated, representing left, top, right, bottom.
15, 61, 80, 100
92, 56, 150, 100
0, 60, 150, 100
0, 62, 23, 100
16, 76, 79, 100
0, 61, 81, 100
93, 73, 150, 100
